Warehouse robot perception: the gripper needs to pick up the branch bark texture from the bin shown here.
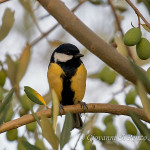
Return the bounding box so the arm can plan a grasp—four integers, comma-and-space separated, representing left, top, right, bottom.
0, 103, 149, 133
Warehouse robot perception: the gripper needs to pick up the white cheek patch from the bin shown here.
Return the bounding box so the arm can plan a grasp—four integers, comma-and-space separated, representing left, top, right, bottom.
54, 53, 73, 62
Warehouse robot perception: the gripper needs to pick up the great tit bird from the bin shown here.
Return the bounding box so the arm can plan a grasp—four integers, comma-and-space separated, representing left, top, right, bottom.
47, 43, 87, 129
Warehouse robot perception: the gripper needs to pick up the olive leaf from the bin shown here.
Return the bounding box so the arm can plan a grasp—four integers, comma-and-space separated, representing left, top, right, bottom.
0, 8, 15, 41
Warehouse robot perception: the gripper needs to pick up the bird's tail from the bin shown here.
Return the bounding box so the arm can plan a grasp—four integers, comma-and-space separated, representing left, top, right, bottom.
72, 113, 83, 129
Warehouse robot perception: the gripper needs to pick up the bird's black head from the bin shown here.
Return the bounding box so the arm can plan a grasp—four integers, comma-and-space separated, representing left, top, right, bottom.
50, 43, 84, 63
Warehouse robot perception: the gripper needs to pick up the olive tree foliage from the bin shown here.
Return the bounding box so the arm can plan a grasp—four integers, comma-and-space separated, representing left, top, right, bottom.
0, 0, 150, 149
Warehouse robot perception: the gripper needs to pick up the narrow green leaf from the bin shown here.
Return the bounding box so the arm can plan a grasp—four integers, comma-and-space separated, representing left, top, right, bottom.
60, 112, 73, 150
141, 24, 150, 32
0, 70, 6, 87
16, 43, 31, 83
19, 0, 33, 14
0, 87, 4, 101
17, 137, 27, 150
0, 88, 14, 114
137, 81, 150, 120
0, 95, 14, 125
129, 111, 150, 144
19, 0, 39, 28
24, 86, 46, 105
30, 107, 40, 125
0, 8, 15, 41
147, 67, 150, 81
51, 89, 59, 131
89, 0, 102, 5
88, 73, 100, 79
130, 60, 150, 90
41, 116, 59, 150
4, 103, 14, 122
6, 55, 19, 83
37, 92, 51, 111
35, 139, 46, 150
0, 103, 10, 125
22, 140, 41, 150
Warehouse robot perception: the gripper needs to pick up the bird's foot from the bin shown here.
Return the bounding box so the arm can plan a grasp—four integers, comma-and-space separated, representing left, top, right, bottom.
78, 101, 88, 114
59, 104, 64, 117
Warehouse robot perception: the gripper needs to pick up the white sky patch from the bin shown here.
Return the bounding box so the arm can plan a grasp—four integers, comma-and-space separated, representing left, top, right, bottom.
54, 52, 73, 62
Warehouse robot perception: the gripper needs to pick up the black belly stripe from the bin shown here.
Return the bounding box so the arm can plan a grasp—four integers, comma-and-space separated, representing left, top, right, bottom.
57, 58, 82, 106
61, 73, 74, 105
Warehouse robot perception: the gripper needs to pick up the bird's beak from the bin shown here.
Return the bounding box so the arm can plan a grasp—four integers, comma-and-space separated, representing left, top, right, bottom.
74, 53, 84, 58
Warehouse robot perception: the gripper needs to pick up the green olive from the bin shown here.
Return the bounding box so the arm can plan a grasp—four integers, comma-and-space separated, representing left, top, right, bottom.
125, 120, 137, 135
123, 28, 142, 46
138, 141, 150, 150
136, 38, 150, 60
99, 66, 117, 85
20, 94, 34, 111
125, 88, 137, 105
26, 122, 36, 132
92, 127, 103, 136
7, 128, 18, 141
103, 123, 116, 136
103, 115, 114, 125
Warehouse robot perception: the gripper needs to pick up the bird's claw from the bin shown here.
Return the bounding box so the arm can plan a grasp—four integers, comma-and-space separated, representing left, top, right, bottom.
78, 101, 88, 114
59, 104, 64, 117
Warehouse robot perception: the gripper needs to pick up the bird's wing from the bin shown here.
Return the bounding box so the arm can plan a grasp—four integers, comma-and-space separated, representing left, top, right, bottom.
71, 63, 87, 104
47, 63, 64, 102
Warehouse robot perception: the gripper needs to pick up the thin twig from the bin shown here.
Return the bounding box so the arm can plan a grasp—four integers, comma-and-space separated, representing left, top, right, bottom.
30, 24, 59, 47
30, 0, 87, 47
108, 0, 134, 59
112, 82, 127, 96
0, 103, 149, 133
137, 14, 141, 29
108, 0, 123, 36
125, 0, 150, 29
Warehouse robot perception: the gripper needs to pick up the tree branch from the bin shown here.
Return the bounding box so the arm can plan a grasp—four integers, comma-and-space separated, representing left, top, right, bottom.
0, 103, 149, 133
36, 0, 150, 93
125, 0, 150, 29
0, 0, 10, 4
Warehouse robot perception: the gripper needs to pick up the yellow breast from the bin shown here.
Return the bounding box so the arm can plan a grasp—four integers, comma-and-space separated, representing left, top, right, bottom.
71, 63, 87, 104
47, 63, 64, 101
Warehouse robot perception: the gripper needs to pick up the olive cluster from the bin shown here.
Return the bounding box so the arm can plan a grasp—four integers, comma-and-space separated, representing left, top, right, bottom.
123, 27, 150, 60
